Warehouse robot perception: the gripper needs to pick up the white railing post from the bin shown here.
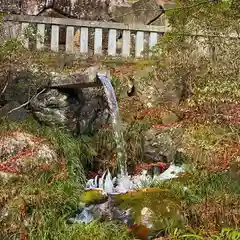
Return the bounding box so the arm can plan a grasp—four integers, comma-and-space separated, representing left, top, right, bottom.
66, 26, 74, 53
21, 23, 29, 49
80, 27, 88, 54
51, 25, 59, 52
122, 30, 131, 57
149, 32, 158, 55
36, 23, 45, 50
135, 31, 144, 58
94, 28, 102, 55
108, 29, 117, 56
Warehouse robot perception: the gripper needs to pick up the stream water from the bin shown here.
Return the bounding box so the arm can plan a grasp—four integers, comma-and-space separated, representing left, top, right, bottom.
97, 73, 127, 174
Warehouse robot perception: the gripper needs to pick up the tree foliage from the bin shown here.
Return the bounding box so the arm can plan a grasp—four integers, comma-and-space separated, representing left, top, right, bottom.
155, 0, 240, 108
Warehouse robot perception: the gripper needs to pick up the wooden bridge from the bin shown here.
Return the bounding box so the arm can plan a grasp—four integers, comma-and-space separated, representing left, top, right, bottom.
4, 15, 167, 58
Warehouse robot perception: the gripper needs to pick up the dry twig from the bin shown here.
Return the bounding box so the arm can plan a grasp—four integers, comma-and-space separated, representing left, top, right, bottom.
7, 88, 46, 114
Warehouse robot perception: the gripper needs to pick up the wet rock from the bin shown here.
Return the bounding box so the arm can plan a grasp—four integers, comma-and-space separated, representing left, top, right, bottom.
0, 101, 29, 121
69, 196, 133, 225
144, 125, 184, 162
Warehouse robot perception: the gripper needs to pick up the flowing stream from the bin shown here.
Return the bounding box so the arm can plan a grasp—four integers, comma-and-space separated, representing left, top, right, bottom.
97, 72, 127, 174
85, 71, 185, 194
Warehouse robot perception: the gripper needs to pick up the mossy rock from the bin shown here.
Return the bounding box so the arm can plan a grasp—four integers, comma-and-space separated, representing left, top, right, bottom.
113, 188, 184, 232
80, 190, 107, 205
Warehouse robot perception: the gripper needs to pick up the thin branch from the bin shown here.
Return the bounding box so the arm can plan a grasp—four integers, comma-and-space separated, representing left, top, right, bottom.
0, 81, 8, 96
8, 88, 46, 115
0, 70, 12, 97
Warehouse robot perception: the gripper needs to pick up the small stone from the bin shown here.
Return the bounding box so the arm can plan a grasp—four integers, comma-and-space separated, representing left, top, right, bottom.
144, 126, 184, 162
161, 111, 179, 125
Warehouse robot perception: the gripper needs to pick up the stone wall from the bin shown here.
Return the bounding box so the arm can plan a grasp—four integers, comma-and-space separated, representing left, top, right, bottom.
0, 0, 169, 24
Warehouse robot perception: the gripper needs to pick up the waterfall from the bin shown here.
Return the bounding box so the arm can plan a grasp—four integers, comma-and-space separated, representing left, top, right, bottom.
97, 72, 127, 174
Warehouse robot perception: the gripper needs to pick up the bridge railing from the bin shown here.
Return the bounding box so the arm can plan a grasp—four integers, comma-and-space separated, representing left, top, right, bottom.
4, 15, 166, 58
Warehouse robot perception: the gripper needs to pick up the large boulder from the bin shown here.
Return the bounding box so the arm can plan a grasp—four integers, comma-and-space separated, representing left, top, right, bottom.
1, 0, 168, 24
1, 0, 128, 20
1, 65, 110, 134
0, 131, 57, 179
30, 87, 109, 134
112, 0, 164, 25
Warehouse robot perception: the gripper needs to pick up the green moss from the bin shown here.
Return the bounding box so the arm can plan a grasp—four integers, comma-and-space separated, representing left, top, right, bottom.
80, 190, 107, 205
114, 188, 184, 232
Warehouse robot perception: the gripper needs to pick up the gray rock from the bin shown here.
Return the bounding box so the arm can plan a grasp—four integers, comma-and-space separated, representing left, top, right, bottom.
30, 87, 109, 134
112, 0, 163, 25
144, 125, 184, 162
133, 67, 183, 108
68, 196, 133, 225
1, 0, 128, 20
50, 65, 104, 89
1, 0, 167, 24
0, 101, 28, 121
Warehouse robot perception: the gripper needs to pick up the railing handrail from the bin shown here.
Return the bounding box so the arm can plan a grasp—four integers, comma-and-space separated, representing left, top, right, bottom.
4, 14, 166, 33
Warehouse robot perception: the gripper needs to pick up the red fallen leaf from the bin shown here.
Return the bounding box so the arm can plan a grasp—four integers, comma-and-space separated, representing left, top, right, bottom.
7, 130, 22, 137
31, 137, 43, 143
135, 162, 169, 174
128, 224, 150, 240
0, 164, 20, 173
20, 230, 28, 240
0, 147, 38, 174
38, 163, 52, 171
152, 122, 180, 129
8, 148, 37, 163
20, 204, 26, 219
59, 157, 67, 171
86, 171, 98, 179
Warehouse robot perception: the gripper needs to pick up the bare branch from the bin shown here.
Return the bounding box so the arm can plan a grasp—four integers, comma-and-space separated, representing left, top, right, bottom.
0, 81, 8, 96
7, 88, 46, 115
